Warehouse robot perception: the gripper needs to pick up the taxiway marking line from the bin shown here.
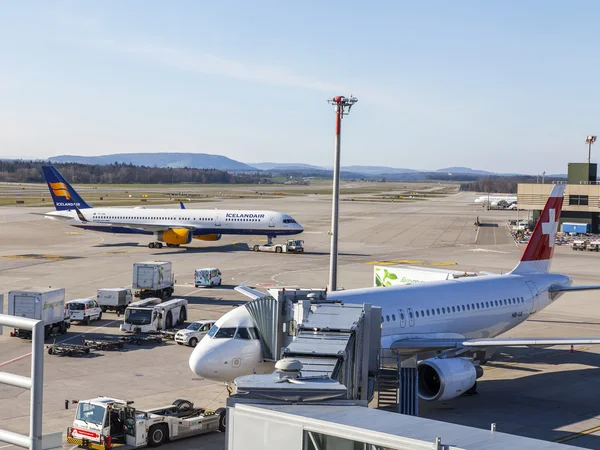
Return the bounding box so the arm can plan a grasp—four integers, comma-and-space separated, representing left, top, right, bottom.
554, 425, 600, 443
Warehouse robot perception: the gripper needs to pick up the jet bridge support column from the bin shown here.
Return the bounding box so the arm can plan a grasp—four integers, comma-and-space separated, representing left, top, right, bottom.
399, 355, 418, 416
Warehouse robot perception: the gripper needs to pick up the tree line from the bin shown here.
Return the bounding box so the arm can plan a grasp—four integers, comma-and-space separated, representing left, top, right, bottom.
0, 160, 271, 184
459, 175, 566, 193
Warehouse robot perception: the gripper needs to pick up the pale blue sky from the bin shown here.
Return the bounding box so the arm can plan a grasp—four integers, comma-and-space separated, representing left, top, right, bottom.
1, 1, 599, 173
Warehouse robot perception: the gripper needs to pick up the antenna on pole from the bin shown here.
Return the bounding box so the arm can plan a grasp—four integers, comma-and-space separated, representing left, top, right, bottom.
586, 136, 597, 164
327, 95, 358, 292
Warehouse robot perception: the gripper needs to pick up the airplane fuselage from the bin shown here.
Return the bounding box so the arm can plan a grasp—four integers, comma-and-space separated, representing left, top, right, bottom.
329, 272, 571, 353
46, 207, 303, 237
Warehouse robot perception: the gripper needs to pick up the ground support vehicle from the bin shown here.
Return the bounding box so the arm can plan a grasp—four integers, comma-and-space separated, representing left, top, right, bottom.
588, 241, 600, 251
572, 240, 590, 251
97, 288, 133, 314
66, 299, 103, 324
194, 268, 222, 287
66, 397, 226, 449
47, 342, 91, 357
133, 261, 175, 300
120, 334, 164, 346
121, 298, 187, 333
150, 329, 178, 340
8, 288, 70, 340
252, 239, 304, 253
83, 338, 126, 351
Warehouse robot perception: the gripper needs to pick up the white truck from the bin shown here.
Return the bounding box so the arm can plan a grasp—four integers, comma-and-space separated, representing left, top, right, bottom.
374, 265, 479, 287
8, 288, 70, 340
66, 397, 225, 449
97, 288, 133, 314
252, 239, 304, 253
132, 261, 175, 300
121, 298, 188, 333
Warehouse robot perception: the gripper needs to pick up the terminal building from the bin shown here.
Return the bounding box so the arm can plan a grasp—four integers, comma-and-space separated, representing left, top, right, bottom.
518, 162, 600, 233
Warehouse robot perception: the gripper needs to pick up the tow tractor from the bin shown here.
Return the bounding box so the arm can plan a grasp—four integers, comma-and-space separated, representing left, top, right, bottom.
252, 238, 304, 253
66, 397, 226, 449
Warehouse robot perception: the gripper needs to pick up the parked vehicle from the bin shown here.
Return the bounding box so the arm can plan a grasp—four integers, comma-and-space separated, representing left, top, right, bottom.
8, 288, 70, 340
121, 298, 187, 333
65, 299, 103, 325
175, 320, 216, 347
132, 261, 175, 300
572, 239, 590, 251
97, 288, 133, 314
587, 241, 600, 252
194, 268, 222, 287
252, 239, 304, 253
66, 397, 225, 449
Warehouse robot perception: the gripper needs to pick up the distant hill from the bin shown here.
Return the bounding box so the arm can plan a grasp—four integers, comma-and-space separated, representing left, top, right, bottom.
341, 165, 417, 174
50, 153, 256, 171
436, 166, 496, 175
249, 162, 325, 171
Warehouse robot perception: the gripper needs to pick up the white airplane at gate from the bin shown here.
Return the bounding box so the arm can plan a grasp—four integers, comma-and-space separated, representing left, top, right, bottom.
189, 184, 600, 401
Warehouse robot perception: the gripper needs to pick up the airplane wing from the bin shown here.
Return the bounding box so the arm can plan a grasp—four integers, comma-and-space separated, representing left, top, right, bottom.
234, 283, 270, 300
548, 284, 600, 292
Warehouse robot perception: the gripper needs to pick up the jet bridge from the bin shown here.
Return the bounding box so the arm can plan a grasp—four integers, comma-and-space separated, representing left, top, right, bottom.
242, 287, 419, 416
241, 288, 381, 403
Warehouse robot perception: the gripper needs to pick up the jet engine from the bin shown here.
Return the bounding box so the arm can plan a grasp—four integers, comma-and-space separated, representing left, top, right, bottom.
156, 228, 193, 245
193, 234, 222, 241
417, 357, 483, 401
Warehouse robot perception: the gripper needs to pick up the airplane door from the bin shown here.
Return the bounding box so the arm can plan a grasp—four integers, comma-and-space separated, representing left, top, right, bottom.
214, 215, 221, 227
269, 216, 275, 228
407, 308, 415, 327
398, 309, 406, 328
526, 281, 539, 314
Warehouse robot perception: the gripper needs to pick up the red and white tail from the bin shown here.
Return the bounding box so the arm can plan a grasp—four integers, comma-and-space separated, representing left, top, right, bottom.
510, 184, 565, 274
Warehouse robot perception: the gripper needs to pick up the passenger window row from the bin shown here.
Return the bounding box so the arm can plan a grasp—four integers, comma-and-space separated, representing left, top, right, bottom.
383, 296, 526, 322
92, 216, 213, 221
226, 218, 260, 222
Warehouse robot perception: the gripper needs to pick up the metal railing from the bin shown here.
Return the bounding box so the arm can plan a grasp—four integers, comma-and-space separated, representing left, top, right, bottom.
0, 314, 44, 450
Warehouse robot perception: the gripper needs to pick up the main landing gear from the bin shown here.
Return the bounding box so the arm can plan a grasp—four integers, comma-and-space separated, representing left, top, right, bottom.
148, 242, 181, 249
266, 235, 274, 245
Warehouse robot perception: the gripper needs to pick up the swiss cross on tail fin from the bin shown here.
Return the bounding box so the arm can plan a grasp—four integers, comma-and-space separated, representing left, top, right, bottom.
510, 184, 565, 274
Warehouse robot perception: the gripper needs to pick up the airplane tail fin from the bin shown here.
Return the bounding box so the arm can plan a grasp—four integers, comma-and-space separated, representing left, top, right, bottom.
510, 184, 565, 274
42, 166, 91, 211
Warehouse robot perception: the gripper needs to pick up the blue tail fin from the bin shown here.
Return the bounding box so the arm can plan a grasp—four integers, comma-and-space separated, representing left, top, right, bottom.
180, 201, 186, 209
42, 166, 91, 211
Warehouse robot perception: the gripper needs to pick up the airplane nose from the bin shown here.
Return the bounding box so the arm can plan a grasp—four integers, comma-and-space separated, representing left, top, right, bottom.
189, 343, 231, 382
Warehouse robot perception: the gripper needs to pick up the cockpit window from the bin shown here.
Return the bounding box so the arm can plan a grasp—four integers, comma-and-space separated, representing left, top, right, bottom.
214, 327, 236, 339
283, 219, 297, 224
207, 325, 218, 337
248, 327, 260, 339
234, 328, 251, 339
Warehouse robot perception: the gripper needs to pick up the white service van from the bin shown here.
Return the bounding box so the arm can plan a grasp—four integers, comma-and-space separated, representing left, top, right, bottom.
194, 268, 222, 287
65, 299, 103, 325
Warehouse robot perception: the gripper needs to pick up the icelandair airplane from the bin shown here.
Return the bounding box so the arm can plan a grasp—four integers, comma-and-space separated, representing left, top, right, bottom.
189, 184, 600, 401
41, 166, 303, 249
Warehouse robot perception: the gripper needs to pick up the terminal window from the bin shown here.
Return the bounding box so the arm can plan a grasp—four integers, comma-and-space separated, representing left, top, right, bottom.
303, 430, 398, 450
569, 195, 589, 206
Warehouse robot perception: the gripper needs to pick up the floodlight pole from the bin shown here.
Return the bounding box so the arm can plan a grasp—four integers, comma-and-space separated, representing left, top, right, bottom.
327, 95, 358, 292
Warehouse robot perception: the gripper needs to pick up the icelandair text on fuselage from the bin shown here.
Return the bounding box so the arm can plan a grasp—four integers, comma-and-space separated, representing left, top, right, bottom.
226, 213, 265, 219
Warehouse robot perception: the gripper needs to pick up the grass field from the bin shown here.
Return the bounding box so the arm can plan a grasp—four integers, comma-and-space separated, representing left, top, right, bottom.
0, 180, 459, 207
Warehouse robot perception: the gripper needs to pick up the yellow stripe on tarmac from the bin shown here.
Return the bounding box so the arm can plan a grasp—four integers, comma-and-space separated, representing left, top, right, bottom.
65, 231, 83, 235
554, 425, 600, 443
365, 259, 457, 266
